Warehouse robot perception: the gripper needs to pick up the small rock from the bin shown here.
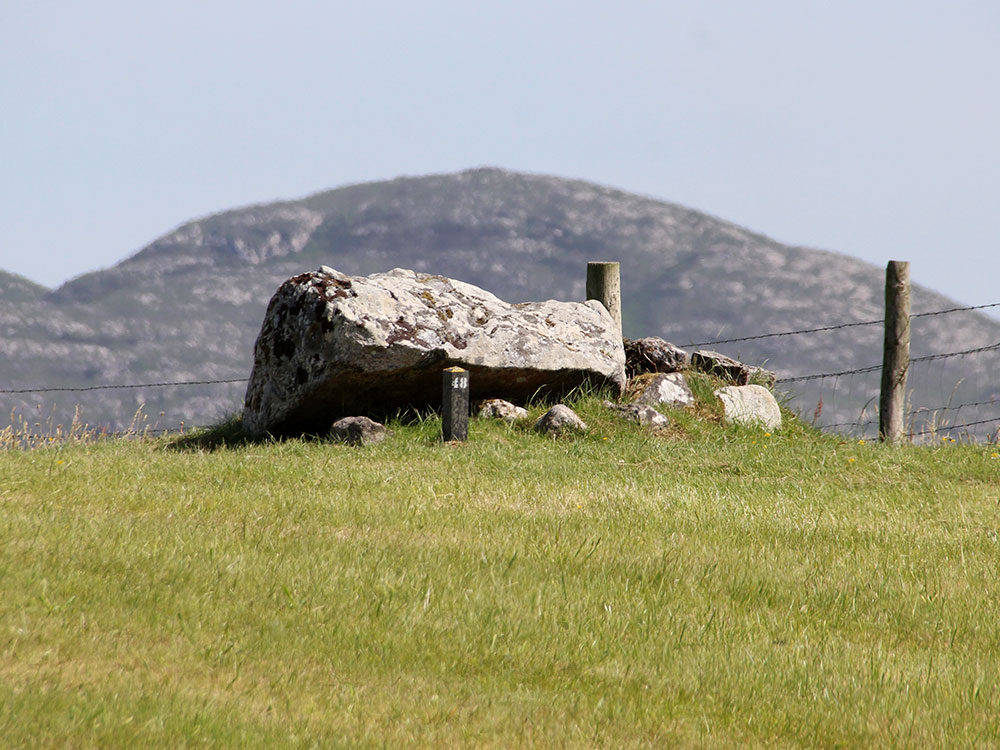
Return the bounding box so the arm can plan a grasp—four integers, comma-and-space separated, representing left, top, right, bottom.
603, 400, 669, 428
631, 372, 695, 408
330, 416, 388, 445
478, 398, 528, 421
714, 385, 781, 430
534, 404, 588, 436
692, 350, 750, 383
624, 337, 689, 377
692, 350, 776, 387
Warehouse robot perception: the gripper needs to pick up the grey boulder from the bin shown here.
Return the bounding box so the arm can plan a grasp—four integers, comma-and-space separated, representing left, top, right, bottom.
692, 350, 776, 387
631, 373, 695, 408
478, 398, 528, 421
603, 400, 669, 429
625, 337, 689, 377
714, 385, 782, 430
330, 416, 388, 445
243, 267, 625, 436
534, 404, 588, 436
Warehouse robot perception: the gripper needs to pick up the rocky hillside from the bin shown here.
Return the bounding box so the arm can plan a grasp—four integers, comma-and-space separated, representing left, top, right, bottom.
2, 168, 998, 437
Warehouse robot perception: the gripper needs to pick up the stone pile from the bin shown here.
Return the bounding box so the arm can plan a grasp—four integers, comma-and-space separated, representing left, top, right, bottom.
242, 269, 783, 440
623, 336, 781, 430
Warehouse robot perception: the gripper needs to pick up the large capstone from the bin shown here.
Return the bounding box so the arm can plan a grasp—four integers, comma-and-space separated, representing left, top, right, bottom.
243, 267, 626, 436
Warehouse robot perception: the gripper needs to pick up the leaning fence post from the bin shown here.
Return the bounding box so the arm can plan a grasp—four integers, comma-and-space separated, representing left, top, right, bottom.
586, 261, 622, 336
879, 260, 910, 443
442, 366, 469, 441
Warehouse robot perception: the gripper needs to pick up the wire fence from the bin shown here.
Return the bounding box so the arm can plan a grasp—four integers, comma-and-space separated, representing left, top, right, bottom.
774, 301, 999, 441
678, 297, 1000, 442
0, 377, 248, 395
2, 299, 999, 442
781, 341, 1000, 384
0, 378, 247, 442
682, 301, 1000, 349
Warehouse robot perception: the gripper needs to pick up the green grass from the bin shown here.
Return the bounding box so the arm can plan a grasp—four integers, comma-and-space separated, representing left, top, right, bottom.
2, 394, 1000, 748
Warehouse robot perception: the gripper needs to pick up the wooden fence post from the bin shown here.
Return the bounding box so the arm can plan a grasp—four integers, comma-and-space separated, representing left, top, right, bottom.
879, 260, 910, 443
586, 261, 622, 336
442, 366, 469, 441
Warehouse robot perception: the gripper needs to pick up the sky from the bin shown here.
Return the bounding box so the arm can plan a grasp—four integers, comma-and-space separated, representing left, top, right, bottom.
2, 0, 998, 311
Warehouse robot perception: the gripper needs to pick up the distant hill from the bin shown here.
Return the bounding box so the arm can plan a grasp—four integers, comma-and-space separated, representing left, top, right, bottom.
0, 271, 47, 303
2, 168, 998, 437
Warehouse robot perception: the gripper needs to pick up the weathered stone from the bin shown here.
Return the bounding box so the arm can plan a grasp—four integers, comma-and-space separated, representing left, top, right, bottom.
478, 398, 528, 421
692, 350, 775, 387
242, 267, 625, 436
603, 400, 669, 428
624, 337, 689, 377
631, 372, 695, 408
692, 350, 749, 383
714, 385, 782, 430
330, 416, 388, 445
534, 404, 588, 436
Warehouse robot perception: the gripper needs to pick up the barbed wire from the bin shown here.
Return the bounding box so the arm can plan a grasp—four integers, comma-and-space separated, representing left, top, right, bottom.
781, 365, 882, 384
683, 301, 1000, 349
911, 341, 1000, 364
780, 341, 1000, 384
823, 404, 1000, 434
682, 319, 883, 349
21, 344, 995, 396
911, 417, 1000, 438
819, 419, 1000, 441
912, 301, 1000, 319
0, 377, 248, 395
909, 398, 1000, 416
1, 300, 997, 408
822, 419, 877, 432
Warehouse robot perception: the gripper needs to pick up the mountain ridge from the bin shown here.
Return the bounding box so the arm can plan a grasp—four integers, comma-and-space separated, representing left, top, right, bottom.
1, 270, 49, 302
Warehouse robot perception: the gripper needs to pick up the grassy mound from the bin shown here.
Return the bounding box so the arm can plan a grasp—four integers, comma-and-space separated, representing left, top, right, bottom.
2, 387, 999, 747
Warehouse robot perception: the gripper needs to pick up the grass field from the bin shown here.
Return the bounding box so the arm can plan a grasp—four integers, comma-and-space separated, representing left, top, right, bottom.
2, 389, 1000, 748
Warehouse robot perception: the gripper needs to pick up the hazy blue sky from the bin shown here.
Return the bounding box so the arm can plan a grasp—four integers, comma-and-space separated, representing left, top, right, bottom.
2, 0, 997, 309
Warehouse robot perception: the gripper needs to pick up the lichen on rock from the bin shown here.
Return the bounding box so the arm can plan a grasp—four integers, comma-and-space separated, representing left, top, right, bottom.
243, 267, 625, 436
